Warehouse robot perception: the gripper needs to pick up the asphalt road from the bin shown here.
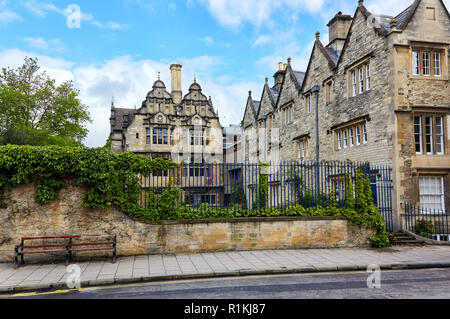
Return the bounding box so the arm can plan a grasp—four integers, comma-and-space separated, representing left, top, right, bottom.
5, 267, 450, 300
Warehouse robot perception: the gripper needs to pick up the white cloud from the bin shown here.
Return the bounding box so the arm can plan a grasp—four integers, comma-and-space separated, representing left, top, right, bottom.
24, 37, 48, 49
23, 37, 65, 52
0, 48, 257, 146
0, 10, 22, 24
253, 34, 272, 47
202, 36, 214, 46
20, 1, 126, 30
195, 0, 326, 29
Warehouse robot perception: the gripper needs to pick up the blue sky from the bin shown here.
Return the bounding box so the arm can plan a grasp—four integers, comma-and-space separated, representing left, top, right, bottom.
1, 0, 447, 147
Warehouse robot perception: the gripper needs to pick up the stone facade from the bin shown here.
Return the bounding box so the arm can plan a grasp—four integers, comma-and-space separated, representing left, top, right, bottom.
110, 63, 223, 164
241, 0, 450, 229
0, 182, 374, 262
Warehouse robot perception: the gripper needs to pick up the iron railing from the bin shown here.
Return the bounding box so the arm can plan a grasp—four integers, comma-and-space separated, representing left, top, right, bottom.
403, 202, 449, 241
140, 161, 393, 230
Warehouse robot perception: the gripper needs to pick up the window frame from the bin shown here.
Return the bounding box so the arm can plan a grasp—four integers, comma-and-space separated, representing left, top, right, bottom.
412, 48, 444, 77
414, 113, 446, 156
419, 175, 445, 212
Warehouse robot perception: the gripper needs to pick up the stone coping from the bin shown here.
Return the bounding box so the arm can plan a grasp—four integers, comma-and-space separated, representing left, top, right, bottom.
130, 215, 349, 225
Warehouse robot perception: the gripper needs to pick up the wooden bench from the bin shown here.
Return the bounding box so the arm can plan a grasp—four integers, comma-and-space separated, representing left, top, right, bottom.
14, 235, 117, 268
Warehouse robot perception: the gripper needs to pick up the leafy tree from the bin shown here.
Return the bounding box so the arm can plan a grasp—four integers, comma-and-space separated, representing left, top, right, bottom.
0, 57, 91, 146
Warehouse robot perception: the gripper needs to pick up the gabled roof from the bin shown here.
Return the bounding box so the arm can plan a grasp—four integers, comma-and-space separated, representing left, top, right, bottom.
274, 61, 305, 109
269, 87, 280, 105
111, 107, 135, 131
241, 92, 259, 125
300, 38, 336, 92
253, 100, 260, 114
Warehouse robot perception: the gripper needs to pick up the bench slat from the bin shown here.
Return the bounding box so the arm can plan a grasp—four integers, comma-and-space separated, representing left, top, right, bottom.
18, 250, 67, 255
70, 248, 113, 252
22, 244, 67, 249
71, 242, 113, 247
21, 236, 81, 241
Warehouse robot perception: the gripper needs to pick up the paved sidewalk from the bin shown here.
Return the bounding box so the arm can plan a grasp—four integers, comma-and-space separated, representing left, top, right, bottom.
1, 245, 450, 293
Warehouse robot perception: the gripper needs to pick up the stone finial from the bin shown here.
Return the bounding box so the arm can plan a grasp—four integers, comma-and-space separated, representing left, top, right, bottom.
287, 57, 292, 64
358, 0, 364, 6
194, 74, 197, 83
111, 96, 115, 109
390, 17, 397, 29
249, 90, 252, 96
265, 77, 269, 84
315, 31, 320, 40
157, 71, 160, 80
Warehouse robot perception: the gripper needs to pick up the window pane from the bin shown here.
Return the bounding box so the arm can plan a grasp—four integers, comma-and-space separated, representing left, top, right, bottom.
436, 116, 444, 154
343, 130, 348, 148
356, 126, 361, 145
363, 124, 367, 143
366, 64, 371, 90
412, 51, 420, 75
349, 128, 354, 146
424, 116, 433, 154
433, 52, 441, 76
414, 116, 423, 154
419, 176, 444, 211
352, 71, 357, 96
423, 52, 430, 76
359, 68, 364, 93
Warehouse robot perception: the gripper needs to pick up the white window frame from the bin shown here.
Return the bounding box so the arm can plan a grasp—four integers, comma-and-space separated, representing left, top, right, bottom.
412, 51, 420, 75
337, 131, 342, 150
343, 129, 348, 148
414, 116, 423, 155
365, 64, 371, 91
352, 71, 357, 96
349, 127, 354, 147
433, 52, 441, 77
436, 116, 444, 155
419, 176, 445, 212
359, 67, 364, 93
424, 116, 433, 154
423, 51, 431, 76
356, 126, 361, 145
362, 123, 368, 144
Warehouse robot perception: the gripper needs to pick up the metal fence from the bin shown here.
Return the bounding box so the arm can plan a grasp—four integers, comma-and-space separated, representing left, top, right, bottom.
140, 161, 393, 231
403, 202, 449, 242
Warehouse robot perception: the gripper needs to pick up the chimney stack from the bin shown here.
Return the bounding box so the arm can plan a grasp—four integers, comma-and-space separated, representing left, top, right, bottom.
273, 62, 286, 91
170, 62, 182, 104
327, 11, 352, 52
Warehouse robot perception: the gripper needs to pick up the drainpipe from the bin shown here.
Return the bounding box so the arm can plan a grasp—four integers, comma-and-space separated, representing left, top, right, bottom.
311, 85, 320, 197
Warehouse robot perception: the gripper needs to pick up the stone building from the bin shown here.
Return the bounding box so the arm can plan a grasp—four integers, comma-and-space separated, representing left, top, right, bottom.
109, 63, 224, 207
241, 0, 450, 228
110, 62, 223, 163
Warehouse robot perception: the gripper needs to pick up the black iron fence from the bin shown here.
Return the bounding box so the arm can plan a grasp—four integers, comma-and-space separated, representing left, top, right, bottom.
403, 202, 449, 242
140, 161, 393, 231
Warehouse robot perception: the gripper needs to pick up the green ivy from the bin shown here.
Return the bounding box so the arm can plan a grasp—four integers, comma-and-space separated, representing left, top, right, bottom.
0, 145, 177, 215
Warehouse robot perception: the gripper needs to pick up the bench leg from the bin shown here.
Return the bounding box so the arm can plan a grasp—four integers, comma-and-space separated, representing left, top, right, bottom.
14, 246, 19, 269
112, 235, 117, 263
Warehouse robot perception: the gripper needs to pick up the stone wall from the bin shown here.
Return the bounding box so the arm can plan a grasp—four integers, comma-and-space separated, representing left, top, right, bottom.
0, 182, 374, 263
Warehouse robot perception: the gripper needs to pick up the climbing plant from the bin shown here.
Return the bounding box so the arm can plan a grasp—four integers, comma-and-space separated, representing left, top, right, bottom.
0, 145, 177, 216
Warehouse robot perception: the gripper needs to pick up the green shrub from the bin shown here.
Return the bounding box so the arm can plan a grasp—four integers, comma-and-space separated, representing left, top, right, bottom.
414, 219, 436, 239
0, 145, 176, 216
